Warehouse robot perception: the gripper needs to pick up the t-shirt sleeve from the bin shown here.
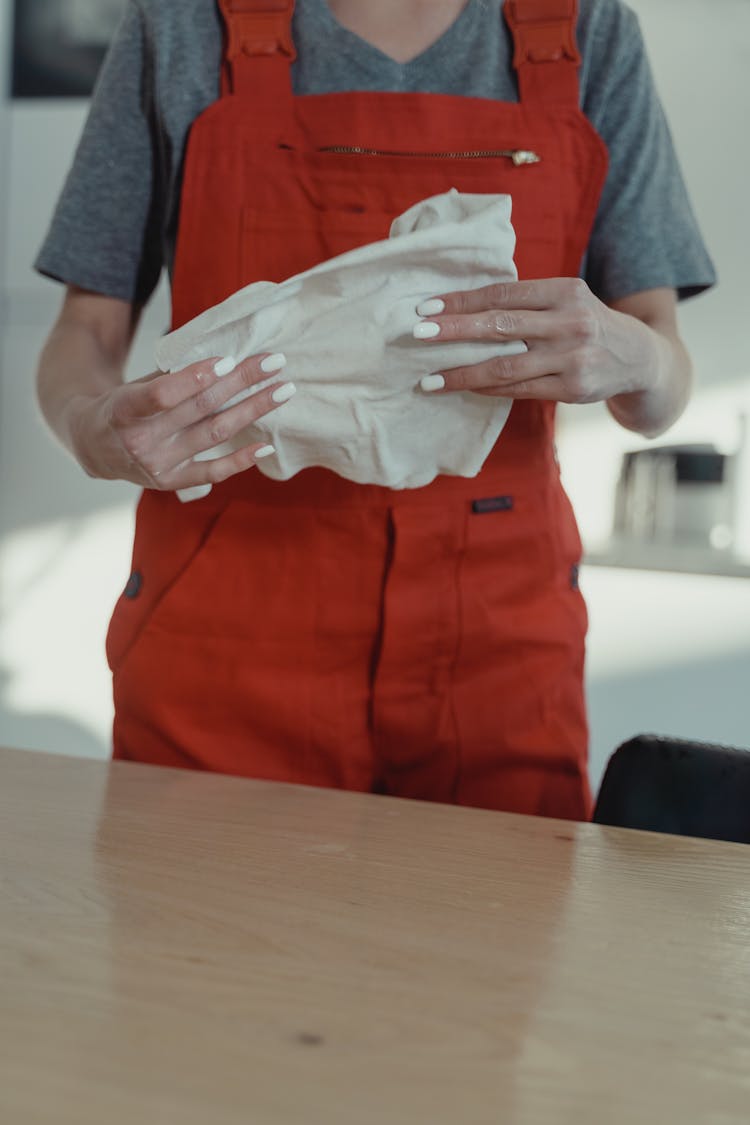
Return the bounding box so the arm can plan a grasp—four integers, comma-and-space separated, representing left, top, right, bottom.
579, 1, 716, 303
34, 1, 163, 305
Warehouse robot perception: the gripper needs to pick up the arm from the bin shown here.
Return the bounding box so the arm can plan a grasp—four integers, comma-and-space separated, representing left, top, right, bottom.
605, 288, 692, 438
37, 286, 141, 473
36, 285, 294, 490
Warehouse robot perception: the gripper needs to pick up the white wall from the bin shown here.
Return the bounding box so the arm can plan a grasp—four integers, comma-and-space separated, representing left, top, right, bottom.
0, 92, 163, 757
1, 0, 749, 792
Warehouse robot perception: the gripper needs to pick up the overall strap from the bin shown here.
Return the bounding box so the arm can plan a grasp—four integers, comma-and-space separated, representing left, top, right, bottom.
217, 0, 296, 103
504, 0, 581, 106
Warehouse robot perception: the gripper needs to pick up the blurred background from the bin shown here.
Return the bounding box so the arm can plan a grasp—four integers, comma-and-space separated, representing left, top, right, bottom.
1, 0, 749, 790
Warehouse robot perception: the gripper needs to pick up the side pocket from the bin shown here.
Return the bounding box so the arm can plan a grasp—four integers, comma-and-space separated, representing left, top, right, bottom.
550, 480, 584, 587
548, 479, 589, 645
105, 494, 225, 675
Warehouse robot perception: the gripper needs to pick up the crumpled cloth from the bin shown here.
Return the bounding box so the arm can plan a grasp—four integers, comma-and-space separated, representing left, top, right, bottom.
155, 189, 526, 500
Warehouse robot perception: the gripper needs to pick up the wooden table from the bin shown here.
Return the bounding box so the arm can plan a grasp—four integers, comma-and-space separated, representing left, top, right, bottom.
2, 747, 749, 1124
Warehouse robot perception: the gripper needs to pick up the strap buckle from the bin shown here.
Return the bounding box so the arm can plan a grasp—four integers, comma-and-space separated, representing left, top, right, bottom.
512, 18, 580, 65
506, 1, 581, 66
225, 6, 296, 61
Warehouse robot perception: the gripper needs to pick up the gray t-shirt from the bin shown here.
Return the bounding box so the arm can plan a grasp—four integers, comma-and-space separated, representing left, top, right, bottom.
35, 0, 716, 307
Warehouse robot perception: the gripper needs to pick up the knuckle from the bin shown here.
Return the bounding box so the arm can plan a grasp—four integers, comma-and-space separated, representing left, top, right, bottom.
205, 460, 227, 485
136, 451, 158, 476
206, 418, 230, 445
194, 386, 220, 415
568, 277, 591, 305
109, 395, 132, 428
570, 308, 598, 343
145, 383, 169, 413
491, 312, 519, 337
492, 354, 517, 382
137, 448, 167, 483
119, 427, 146, 461
488, 282, 512, 307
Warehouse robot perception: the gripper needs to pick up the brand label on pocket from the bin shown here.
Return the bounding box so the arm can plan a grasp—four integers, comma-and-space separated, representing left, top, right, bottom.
471, 496, 514, 514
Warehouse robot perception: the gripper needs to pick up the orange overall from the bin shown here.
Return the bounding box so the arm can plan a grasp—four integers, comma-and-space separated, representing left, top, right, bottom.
107, 0, 608, 819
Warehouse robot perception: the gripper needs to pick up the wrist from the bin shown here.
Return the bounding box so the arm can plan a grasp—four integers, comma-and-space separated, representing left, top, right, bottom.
62, 393, 110, 478
607, 320, 690, 438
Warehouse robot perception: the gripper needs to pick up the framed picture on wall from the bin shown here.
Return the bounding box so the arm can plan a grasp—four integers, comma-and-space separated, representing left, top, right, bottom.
12, 0, 126, 98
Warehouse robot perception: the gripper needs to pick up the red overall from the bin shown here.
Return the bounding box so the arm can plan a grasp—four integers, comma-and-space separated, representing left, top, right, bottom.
107, 0, 608, 819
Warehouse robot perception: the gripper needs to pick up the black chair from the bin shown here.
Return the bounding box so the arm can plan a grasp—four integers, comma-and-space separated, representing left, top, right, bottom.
592, 734, 750, 844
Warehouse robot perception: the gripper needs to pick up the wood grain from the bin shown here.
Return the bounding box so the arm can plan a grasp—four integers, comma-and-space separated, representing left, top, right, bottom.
1, 747, 749, 1123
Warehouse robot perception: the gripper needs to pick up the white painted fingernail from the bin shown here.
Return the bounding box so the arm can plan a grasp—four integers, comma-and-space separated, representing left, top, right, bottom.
255, 444, 276, 459
177, 483, 213, 502
271, 382, 296, 404
413, 322, 441, 340
213, 356, 237, 377
421, 374, 446, 393
260, 352, 287, 373
416, 298, 445, 317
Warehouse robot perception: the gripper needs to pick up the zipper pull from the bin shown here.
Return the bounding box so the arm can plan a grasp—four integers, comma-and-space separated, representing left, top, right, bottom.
511, 150, 541, 166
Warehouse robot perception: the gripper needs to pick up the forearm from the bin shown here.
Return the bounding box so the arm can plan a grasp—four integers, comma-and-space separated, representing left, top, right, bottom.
605, 294, 692, 439
36, 291, 138, 471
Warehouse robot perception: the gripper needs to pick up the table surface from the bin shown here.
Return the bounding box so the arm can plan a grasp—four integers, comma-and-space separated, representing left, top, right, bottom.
2, 747, 750, 1124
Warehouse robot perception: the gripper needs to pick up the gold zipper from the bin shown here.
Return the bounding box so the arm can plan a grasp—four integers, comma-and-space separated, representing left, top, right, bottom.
318, 145, 541, 166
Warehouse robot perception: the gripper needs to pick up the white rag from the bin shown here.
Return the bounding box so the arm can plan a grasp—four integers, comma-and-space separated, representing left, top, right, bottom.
155, 189, 526, 501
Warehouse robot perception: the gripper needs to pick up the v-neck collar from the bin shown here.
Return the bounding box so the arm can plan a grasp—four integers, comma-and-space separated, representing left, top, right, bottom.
312, 0, 480, 73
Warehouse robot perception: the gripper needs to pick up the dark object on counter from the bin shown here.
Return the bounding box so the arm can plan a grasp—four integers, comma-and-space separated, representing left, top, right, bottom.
613, 443, 733, 549
593, 734, 750, 844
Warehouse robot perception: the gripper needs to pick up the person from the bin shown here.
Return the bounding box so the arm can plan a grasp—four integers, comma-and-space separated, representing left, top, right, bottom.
34, 0, 716, 820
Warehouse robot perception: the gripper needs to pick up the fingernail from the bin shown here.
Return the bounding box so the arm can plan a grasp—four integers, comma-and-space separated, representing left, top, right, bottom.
255, 444, 276, 459
213, 356, 237, 377
271, 382, 296, 404
260, 352, 287, 374
413, 322, 441, 340
416, 298, 445, 316
420, 374, 446, 393
177, 483, 213, 502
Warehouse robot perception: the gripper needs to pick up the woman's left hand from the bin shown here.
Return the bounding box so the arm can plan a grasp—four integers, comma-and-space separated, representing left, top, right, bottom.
413, 277, 660, 404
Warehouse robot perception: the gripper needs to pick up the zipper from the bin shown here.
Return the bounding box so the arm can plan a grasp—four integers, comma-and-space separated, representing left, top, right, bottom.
318, 145, 541, 166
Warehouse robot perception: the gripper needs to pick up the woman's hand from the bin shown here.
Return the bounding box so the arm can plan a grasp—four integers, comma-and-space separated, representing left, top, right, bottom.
412, 278, 691, 436
69, 351, 295, 491
37, 289, 298, 490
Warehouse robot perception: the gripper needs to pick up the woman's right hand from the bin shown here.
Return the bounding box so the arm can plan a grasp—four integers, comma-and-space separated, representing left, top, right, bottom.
69, 352, 295, 491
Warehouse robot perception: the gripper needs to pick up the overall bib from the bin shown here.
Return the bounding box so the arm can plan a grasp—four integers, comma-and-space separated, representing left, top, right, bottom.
107, 0, 608, 819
